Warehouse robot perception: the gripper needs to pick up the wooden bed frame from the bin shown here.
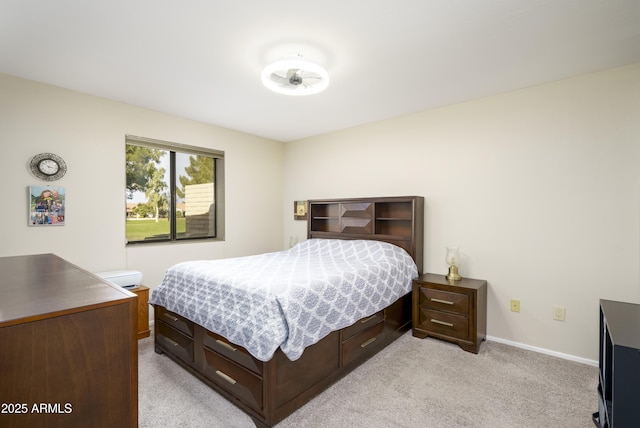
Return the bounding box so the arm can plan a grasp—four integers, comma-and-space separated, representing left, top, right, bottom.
153, 196, 424, 427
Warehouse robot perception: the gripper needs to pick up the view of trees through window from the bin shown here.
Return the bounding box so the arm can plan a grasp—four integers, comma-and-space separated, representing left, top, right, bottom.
125, 139, 219, 243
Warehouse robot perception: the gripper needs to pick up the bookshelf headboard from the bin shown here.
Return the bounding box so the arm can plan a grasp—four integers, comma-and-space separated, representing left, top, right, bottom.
307, 196, 424, 274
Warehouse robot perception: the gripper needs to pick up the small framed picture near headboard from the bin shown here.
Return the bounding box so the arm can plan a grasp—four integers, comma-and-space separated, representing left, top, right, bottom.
294, 200, 307, 220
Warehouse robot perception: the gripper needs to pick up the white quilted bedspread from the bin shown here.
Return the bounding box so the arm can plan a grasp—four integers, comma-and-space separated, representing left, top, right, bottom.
149, 239, 418, 361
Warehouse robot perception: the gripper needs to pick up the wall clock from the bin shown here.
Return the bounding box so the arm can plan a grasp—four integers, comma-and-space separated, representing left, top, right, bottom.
30, 152, 67, 181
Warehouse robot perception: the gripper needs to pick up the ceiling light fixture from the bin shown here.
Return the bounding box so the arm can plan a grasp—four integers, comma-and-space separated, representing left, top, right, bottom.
261, 54, 329, 96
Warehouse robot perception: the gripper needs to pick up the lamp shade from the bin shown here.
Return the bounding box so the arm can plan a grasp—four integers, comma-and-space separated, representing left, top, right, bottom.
445, 247, 460, 267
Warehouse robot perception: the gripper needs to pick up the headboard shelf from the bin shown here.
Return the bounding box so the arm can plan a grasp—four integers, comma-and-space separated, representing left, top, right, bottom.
307, 196, 424, 274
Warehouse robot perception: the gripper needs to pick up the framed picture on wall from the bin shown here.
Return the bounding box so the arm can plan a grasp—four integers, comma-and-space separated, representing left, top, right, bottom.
29, 185, 66, 226
294, 200, 307, 220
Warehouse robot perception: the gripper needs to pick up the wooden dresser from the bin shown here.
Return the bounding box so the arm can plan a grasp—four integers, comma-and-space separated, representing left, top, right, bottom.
0, 254, 138, 428
412, 273, 487, 353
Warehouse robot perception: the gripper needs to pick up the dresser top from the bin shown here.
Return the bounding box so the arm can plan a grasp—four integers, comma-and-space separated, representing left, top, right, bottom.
0, 253, 135, 327
415, 273, 487, 290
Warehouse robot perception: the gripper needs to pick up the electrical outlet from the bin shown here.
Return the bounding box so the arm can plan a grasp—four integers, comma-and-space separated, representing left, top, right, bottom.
510, 299, 520, 312
553, 306, 566, 321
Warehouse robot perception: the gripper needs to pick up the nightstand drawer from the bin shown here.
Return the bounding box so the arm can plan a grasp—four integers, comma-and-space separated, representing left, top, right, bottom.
418, 308, 469, 340
419, 288, 469, 315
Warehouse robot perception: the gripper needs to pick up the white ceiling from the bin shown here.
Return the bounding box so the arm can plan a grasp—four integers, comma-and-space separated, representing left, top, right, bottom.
1, 1, 639, 142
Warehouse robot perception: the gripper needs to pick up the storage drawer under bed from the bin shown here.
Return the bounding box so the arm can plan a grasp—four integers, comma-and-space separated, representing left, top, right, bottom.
201, 347, 263, 412
202, 329, 263, 376
156, 320, 195, 363
156, 306, 195, 337
342, 320, 385, 366
341, 310, 384, 341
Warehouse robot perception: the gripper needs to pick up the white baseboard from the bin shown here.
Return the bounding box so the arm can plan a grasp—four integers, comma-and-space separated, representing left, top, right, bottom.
486, 335, 598, 367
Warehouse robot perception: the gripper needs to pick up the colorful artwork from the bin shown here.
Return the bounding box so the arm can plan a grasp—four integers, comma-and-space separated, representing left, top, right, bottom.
29, 185, 66, 226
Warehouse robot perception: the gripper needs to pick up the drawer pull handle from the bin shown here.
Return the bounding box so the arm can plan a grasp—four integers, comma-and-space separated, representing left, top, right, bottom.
163, 314, 179, 322
215, 370, 237, 385
216, 339, 237, 352
360, 337, 377, 348
430, 319, 454, 327
360, 314, 377, 324
163, 336, 179, 347
430, 298, 454, 305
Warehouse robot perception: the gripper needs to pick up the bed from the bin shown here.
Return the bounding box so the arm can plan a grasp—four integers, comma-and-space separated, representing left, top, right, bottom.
151, 196, 424, 427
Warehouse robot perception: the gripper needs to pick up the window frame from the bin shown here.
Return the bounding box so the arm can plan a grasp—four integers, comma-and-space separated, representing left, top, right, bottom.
125, 135, 225, 245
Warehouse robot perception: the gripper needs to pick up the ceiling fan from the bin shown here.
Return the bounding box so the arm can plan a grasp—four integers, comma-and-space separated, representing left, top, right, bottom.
261, 54, 330, 96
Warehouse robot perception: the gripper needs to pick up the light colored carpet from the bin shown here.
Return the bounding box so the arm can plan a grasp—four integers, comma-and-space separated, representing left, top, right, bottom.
138, 332, 597, 428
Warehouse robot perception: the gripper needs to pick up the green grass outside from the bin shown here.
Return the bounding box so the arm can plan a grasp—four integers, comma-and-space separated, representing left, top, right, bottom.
126, 218, 186, 242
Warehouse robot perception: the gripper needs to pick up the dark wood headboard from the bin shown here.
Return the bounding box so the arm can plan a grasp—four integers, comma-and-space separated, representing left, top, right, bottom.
307, 196, 424, 274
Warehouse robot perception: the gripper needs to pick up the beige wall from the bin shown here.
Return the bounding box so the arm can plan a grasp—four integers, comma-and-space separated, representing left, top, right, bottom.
283, 64, 640, 362
2, 63, 638, 363
0, 73, 284, 289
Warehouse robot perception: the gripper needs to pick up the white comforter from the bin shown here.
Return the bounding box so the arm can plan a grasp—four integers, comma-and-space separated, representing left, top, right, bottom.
149, 239, 418, 361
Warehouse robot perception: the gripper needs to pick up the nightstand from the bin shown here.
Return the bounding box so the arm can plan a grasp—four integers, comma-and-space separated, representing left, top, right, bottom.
412, 273, 487, 353
129, 285, 151, 339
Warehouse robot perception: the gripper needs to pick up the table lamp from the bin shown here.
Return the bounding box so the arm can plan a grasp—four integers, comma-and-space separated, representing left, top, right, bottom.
445, 247, 462, 281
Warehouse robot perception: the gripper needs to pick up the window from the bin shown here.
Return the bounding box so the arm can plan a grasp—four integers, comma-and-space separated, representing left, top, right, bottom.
125, 135, 224, 244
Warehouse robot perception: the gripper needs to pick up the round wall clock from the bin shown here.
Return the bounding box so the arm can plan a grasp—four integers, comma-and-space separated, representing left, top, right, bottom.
30, 152, 67, 181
